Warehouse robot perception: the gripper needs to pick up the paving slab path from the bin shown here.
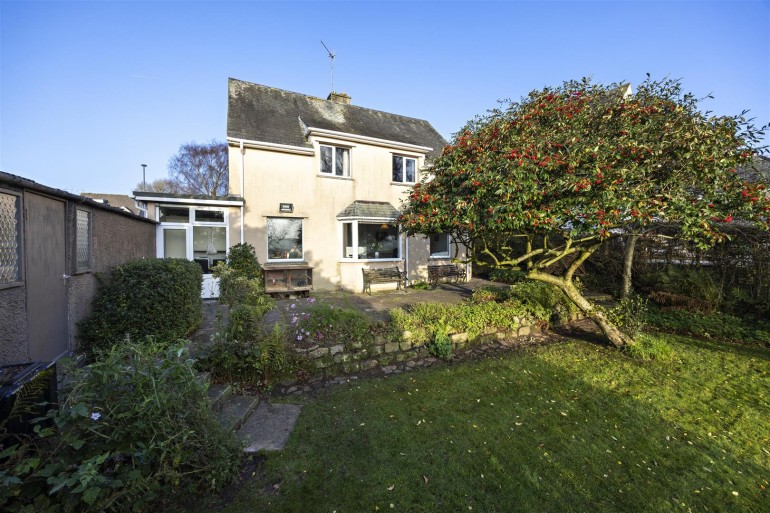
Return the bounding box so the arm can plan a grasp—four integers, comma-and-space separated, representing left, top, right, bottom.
237, 403, 303, 452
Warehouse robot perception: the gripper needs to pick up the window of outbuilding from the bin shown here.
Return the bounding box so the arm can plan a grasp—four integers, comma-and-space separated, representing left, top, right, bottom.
75, 209, 92, 271
0, 191, 22, 286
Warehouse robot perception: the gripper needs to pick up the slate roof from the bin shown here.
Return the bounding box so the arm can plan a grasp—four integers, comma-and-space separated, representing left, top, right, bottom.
227, 78, 448, 157
336, 200, 401, 220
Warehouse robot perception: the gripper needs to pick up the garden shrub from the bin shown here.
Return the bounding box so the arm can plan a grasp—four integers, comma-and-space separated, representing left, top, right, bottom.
199, 325, 289, 389
78, 258, 202, 356
220, 242, 263, 285
199, 245, 283, 389
488, 268, 526, 284
0, 340, 240, 513
640, 267, 721, 312
507, 280, 581, 323
607, 294, 649, 338
427, 323, 454, 361
644, 307, 770, 347
389, 299, 545, 347
288, 300, 376, 349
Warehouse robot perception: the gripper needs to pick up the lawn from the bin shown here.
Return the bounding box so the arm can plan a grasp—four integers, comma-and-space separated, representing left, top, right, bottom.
197, 334, 769, 512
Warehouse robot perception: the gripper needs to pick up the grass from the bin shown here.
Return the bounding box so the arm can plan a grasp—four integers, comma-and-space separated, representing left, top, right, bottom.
193, 333, 770, 513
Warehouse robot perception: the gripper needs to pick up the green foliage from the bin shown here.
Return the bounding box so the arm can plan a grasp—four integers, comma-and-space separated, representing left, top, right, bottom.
78, 259, 202, 356
623, 332, 676, 361
391, 300, 534, 347
200, 242, 281, 388
607, 294, 649, 338
400, 76, 767, 346
1, 340, 240, 513
199, 325, 289, 389
401, 76, 766, 252
215, 242, 263, 286
289, 300, 376, 350
644, 307, 770, 347
410, 280, 431, 290
508, 280, 581, 323
488, 268, 526, 284
427, 324, 454, 361
642, 267, 721, 312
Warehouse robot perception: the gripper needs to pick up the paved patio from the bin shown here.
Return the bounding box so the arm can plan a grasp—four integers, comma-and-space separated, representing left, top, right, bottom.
265, 277, 498, 324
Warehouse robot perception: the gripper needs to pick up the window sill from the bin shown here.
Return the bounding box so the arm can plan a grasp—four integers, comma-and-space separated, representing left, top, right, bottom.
390, 181, 416, 187
340, 258, 403, 263
429, 255, 451, 260
0, 280, 24, 290
267, 258, 305, 264
318, 174, 353, 181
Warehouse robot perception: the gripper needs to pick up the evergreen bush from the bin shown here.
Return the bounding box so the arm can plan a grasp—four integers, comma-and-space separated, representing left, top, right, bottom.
78, 258, 202, 355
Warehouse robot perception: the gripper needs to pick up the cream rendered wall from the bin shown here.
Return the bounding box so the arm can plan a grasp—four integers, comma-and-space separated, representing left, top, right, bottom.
232, 138, 470, 292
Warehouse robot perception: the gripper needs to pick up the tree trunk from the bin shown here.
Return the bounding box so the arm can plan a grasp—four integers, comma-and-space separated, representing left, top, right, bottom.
528, 270, 636, 348
621, 232, 639, 299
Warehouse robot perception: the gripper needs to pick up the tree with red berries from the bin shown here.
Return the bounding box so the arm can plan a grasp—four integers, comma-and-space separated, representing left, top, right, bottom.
400, 77, 768, 347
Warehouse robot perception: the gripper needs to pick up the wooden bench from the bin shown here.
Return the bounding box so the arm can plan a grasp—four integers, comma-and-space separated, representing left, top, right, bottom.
428, 264, 467, 286
362, 267, 406, 295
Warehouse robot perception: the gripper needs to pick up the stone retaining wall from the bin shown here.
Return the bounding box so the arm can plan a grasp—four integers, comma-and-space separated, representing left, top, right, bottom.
279, 322, 543, 394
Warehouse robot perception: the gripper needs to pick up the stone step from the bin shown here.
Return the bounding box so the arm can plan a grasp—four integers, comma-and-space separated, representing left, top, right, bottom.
217, 394, 259, 433
207, 383, 233, 411
237, 402, 303, 453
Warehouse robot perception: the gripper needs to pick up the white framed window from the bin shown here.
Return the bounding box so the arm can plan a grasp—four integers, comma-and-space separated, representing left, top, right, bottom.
267, 217, 303, 261
340, 221, 400, 260
157, 204, 229, 274
320, 144, 350, 177
75, 209, 92, 272
392, 155, 416, 184
0, 190, 22, 286
429, 233, 451, 258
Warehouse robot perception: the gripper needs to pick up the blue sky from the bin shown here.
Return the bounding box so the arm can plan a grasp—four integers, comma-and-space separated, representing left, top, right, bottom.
1, 0, 768, 195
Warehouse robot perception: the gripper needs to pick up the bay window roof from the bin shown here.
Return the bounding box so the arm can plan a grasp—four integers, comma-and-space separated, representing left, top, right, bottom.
336, 200, 400, 221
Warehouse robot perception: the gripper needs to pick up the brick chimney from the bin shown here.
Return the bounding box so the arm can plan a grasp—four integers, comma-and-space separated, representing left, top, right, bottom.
327, 91, 351, 105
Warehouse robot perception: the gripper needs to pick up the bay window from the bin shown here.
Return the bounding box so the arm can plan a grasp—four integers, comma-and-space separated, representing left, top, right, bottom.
341, 221, 400, 260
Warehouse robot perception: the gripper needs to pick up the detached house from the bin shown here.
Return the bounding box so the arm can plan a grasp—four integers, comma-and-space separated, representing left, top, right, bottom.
226, 78, 469, 292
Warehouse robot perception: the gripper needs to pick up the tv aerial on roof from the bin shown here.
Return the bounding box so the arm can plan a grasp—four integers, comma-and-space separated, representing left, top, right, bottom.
321, 40, 335, 93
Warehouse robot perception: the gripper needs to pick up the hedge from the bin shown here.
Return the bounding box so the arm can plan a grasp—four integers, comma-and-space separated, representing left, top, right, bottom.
78, 258, 203, 355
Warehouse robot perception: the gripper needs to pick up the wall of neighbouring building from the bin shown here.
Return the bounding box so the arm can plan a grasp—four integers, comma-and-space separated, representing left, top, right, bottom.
66, 203, 156, 352
0, 173, 156, 367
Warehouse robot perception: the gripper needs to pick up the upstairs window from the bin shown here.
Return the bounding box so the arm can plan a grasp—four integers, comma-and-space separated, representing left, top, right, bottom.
320, 145, 350, 177
392, 155, 416, 184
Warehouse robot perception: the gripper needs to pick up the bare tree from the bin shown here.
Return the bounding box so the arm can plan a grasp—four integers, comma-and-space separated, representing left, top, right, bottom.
134, 178, 181, 193
167, 140, 229, 196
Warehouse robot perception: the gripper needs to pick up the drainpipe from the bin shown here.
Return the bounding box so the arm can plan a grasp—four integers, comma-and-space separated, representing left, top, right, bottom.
404, 235, 409, 283
240, 140, 245, 244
